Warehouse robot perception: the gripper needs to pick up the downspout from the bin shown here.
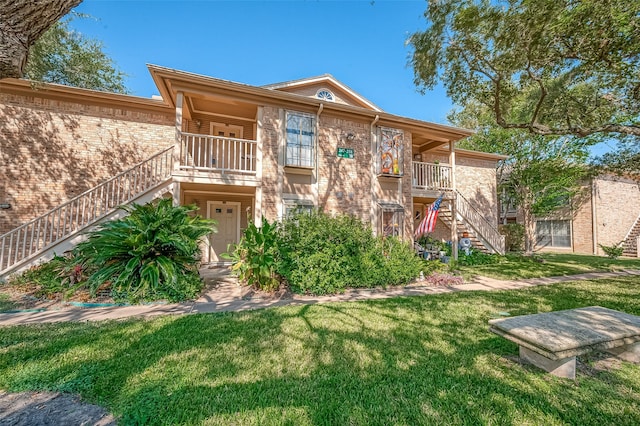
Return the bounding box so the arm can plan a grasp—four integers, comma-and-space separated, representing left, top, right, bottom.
370, 115, 380, 232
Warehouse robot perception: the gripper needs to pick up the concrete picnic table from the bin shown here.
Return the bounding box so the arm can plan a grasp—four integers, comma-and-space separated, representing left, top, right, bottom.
489, 306, 640, 379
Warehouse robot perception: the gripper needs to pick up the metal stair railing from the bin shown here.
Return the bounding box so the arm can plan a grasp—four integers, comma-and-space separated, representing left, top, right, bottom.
0, 147, 174, 274
455, 190, 506, 254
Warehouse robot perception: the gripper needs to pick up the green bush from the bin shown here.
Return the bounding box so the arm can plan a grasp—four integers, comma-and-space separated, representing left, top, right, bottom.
599, 242, 624, 259
499, 223, 525, 252
73, 198, 216, 303
277, 211, 423, 295
226, 218, 282, 292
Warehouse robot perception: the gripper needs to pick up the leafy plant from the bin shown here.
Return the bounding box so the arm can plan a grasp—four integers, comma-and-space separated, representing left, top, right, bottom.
225, 217, 282, 292
73, 198, 216, 303
499, 223, 525, 252
599, 242, 624, 259
278, 211, 423, 295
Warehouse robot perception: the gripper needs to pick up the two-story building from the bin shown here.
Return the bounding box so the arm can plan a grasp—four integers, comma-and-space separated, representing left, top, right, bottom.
0, 65, 506, 277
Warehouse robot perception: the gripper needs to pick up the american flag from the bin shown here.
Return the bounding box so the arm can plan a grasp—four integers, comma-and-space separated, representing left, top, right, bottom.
414, 193, 444, 238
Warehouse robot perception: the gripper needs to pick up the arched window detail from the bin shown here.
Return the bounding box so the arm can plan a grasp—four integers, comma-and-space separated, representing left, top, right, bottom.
316, 89, 334, 101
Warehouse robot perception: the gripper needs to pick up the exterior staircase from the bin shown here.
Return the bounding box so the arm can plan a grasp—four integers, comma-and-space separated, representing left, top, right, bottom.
0, 147, 175, 278
622, 214, 640, 258
438, 190, 506, 255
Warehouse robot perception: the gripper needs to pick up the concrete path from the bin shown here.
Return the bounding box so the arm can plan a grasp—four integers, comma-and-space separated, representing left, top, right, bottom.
1, 268, 639, 326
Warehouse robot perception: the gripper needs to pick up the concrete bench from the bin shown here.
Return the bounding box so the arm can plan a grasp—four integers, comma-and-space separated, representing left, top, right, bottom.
489, 306, 640, 379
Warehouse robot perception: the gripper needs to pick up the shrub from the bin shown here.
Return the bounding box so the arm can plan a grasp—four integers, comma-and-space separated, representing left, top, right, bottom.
277, 211, 423, 295
499, 223, 525, 252
226, 218, 282, 292
599, 242, 624, 259
73, 198, 216, 303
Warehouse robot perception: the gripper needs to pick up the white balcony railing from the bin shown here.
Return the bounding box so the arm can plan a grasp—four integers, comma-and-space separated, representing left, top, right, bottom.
412, 162, 452, 191
180, 132, 257, 175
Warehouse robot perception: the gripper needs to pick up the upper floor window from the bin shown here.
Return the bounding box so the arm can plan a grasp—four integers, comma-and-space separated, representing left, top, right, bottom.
286, 112, 315, 167
378, 127, 404, 176
316, 89, 334, 101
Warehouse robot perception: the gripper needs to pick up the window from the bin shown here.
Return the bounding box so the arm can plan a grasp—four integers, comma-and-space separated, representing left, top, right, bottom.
379, 202, 404, 238
536, 220, 571, 248
283, 199, 314, 218
316, 89, 334, 101
286, 112, 315, 167
378, 127, 404, 176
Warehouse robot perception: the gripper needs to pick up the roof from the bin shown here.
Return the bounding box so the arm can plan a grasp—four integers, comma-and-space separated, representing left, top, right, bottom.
262, 74, 382, 111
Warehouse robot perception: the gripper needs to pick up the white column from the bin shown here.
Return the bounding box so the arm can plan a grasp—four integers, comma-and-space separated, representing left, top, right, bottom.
449, 141, 458, 260
254, 107, 263, 223
173, 92, 184, 206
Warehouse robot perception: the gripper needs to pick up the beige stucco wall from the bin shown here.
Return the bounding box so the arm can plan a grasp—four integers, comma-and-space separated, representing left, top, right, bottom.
0, 91, 174, 235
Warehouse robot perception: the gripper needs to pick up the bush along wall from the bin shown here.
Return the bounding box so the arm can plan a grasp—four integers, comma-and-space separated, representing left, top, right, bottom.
266, 211, 424, 295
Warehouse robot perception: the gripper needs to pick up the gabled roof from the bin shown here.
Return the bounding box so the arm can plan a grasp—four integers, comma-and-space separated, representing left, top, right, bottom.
262, 74, 382, 112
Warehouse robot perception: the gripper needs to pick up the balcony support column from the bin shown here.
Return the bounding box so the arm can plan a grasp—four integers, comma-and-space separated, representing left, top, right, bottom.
449, 141, 458, 260
173, 92, 184, 206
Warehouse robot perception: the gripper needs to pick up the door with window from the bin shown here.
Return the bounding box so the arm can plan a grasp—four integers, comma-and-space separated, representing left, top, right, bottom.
210, 123, 244, 170
207, 201, 240, 262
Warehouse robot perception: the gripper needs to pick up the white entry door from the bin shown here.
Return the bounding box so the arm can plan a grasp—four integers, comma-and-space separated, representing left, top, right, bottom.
207, 201, 241, 262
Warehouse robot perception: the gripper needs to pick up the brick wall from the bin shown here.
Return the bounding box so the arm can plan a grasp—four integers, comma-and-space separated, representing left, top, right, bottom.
593, 176, 640, 254
317, 115, 372, 222
0, 92, 174, 234
259, 105, 281, 220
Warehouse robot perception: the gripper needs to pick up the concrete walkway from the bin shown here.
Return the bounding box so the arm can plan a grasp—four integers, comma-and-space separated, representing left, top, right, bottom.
1, 268, 639, 326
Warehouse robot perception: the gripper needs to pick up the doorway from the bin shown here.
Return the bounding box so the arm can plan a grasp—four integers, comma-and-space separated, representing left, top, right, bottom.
207, 201, 241, 262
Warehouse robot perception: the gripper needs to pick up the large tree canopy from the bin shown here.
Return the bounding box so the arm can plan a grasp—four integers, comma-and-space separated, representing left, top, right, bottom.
24, 17, 128, 93
410, 0, 640, 138
0, 0, 82, 79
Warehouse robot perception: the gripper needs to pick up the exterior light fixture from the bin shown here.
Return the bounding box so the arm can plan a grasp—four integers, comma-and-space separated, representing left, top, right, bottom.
345, 133, 356, 142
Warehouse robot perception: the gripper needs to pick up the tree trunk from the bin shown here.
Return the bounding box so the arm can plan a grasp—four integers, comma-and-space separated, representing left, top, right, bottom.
0, 0, 82, 79
522, 201, 536, 256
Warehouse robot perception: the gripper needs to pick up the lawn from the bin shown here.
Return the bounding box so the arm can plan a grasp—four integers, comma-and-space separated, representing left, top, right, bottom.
2, 276, 640, 425
458, 252, 640, 280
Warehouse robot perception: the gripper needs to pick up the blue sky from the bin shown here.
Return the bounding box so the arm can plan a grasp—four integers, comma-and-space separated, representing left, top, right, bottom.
71, 0, 453, 124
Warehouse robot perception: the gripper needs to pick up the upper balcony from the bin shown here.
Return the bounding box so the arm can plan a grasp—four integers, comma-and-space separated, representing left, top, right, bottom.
412, 161, 453, 196
174, 132, 258, 185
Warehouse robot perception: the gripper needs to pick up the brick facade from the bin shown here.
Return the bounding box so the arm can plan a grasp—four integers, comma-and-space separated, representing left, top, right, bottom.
0, 91, 174, 235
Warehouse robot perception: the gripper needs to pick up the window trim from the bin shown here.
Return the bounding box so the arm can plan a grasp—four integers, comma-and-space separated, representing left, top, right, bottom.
285, 110, 316, 168
535, 219, 572, 248
378, 202, 405, 238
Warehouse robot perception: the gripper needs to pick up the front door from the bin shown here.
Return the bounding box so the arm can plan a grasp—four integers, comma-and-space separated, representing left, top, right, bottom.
207, 201, 240, 262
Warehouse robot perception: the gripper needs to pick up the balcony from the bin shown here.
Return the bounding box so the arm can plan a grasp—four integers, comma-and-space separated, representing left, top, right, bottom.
412, 161, 452, 192
179, 132, 257, 174
175, 132, 258, 185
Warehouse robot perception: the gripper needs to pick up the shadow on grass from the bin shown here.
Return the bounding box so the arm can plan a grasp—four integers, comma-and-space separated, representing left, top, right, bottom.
461, 253, 640, 280
2, 277, 640, 424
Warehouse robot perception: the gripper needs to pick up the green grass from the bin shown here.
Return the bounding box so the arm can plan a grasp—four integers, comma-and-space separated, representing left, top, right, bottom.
458, 252, 640, 280
3, 277, 640, 425
0, 293, 17, 312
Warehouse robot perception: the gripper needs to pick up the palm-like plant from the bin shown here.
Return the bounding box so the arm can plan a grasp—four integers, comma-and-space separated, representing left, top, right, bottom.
73, 198, 216, 303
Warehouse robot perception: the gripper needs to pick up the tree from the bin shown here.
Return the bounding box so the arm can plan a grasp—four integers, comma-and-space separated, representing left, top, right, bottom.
410, 0, 640, 139
595, 139, 640, 182
0, 0, 82, 79
451, 104, 591, 254
25, 17, 128, 93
